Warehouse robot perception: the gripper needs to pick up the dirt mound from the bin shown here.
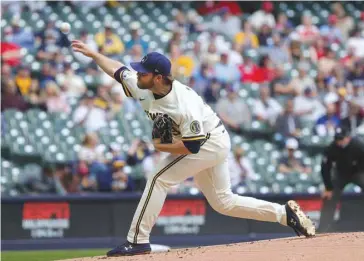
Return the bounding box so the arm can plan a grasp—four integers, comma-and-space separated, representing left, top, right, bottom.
60, 232, 364, 261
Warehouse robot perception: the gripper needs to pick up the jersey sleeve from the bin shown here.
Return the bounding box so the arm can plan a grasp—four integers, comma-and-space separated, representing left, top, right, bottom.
179, 106, 206, 142
114, 66, 141, 98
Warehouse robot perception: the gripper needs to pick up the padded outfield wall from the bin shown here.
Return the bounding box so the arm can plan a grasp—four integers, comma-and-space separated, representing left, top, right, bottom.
2, 193, 364, 250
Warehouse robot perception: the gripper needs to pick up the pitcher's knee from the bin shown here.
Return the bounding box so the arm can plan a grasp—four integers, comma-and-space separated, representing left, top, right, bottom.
209, 192, 235, 215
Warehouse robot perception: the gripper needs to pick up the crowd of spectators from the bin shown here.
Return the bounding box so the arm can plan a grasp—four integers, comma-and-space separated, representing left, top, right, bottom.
1, 1, 364, 194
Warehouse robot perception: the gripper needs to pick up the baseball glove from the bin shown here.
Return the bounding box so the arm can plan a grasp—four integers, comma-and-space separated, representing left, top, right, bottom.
152, 114, 173, 144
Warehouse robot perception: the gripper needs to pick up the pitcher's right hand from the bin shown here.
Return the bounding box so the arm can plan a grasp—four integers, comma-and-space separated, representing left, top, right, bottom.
71, 40, 95, 58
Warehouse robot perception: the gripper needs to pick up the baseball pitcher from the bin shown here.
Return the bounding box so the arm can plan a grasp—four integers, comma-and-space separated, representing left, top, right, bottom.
71, 41, 315, 257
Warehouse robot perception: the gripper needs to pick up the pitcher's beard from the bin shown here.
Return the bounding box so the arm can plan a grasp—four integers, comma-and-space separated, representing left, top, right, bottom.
137, 80, 154, 90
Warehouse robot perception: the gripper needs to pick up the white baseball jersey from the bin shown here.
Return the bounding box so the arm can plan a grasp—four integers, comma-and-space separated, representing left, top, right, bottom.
116, 67, 221, 141
114, 66, 287, 244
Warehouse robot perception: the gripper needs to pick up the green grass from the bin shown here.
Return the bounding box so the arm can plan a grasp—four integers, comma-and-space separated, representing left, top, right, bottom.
1, 249, 107, 261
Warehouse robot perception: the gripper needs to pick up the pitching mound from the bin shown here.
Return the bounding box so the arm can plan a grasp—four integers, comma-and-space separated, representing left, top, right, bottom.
60, 232, 364, 261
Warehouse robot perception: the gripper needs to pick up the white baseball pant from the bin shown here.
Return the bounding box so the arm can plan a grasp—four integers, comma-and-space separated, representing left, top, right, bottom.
127, 124, 287, 244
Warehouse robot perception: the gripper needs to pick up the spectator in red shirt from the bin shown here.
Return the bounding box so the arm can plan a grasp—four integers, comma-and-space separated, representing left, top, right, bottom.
255, 55, 275, 83
197, 1, 242, 16
1, 41, 22, 67
239, 54, 259, 83
313, 37, 327, 62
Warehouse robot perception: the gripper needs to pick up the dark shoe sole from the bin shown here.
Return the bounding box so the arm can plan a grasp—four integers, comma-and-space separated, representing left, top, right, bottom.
107, 250, 151, 257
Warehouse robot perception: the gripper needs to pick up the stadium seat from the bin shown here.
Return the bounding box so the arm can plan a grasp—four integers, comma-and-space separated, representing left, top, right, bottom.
10, 138, 42, 164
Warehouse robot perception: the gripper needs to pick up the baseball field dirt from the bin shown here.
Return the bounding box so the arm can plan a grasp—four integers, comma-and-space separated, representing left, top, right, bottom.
60, 232, 364, 261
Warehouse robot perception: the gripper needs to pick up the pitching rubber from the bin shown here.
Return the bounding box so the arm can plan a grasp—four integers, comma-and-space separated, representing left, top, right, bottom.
287, 200, 316, 237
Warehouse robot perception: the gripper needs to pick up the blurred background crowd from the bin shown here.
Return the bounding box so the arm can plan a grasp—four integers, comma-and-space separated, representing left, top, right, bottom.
1, 1, 364, 196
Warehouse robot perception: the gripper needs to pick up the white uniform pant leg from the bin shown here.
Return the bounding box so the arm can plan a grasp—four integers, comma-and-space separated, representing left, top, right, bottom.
194, 152, 287, 226
127, 149, 217, 244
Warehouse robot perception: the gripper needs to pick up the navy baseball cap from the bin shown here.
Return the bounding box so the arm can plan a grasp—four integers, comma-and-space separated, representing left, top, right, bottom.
130, 52, 171, 76
334, 127, 350, 141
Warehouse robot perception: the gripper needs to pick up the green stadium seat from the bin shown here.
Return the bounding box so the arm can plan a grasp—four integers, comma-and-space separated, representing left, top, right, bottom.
343, 183, 362, 194
311, 171, 322, 185
23, 163, 42, 180
247, 179, 268, 194
276, 182, 295, 194
263, 165, 277, 184
274, 172, 289, 183
295, 183, 318, 194
10, 140, 42, 165
231, 135, 244, 147
3, 109, 23, 123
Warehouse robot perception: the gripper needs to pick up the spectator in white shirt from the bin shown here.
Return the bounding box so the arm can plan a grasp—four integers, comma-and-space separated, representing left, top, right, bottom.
294, 87, 326, 122
44, 81, 71, 114
228, 43, 244, 66
77, 132, 105, 191
56, 63, 86, 99
78, 133, 105, 164
253, 85, 283, 126
347, 29, 364, 58
197, 30, 230, 54
73, 92, 108, 132
331, 2, 355, 41
351, 82, 364, 108
295, 14, 320, 45
201, 42, 221, 67
290, 62, 316, 95
250, 1, 276, 31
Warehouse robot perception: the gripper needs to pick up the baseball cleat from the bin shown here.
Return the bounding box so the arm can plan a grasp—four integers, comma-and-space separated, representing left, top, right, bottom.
106, 241, 151, 257
285, 200, 315, 237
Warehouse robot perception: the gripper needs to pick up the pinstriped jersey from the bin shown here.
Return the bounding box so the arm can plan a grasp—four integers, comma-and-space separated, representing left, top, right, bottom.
114, 67, 220, 141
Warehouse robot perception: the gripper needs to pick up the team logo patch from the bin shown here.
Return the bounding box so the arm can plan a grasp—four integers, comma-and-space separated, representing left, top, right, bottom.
190, 121, 201, 134
141, 55, 148, 64
122, 70, 129, 79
